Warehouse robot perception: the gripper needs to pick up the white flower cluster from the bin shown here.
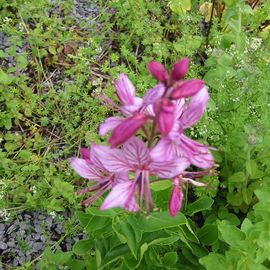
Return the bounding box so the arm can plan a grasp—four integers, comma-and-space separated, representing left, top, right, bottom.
249, 38, 262, 51
0, 209, 10, 222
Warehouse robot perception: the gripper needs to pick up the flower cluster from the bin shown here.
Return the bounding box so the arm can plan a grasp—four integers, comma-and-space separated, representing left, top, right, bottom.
70, 58, 215, 217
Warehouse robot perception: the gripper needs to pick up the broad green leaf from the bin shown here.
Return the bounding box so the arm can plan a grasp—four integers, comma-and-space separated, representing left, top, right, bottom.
72, 239, 94, 256
112, 218, 137, 258
186, 197, 214, 216
150, 180, 171, 191
163, 252, 178, 266
197, 224, 218, 245
218, 220, 245, 247
228, 171, 246, 183
77, 211, 110, 233
168, 0, 191, 14
87, 207, 121, 217
199, 253, 227, 270
102, 244, 129, 267
246, 160, 264, 179
138, 211, 186, 232
148, 235, 179, 246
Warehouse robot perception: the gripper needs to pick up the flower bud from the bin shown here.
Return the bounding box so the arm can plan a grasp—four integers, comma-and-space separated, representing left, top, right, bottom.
109, 113, 147, 147
171, 58, 189, 82
148, 61, 169, 83
169, 184, 183, 217
171, 80, 204, 99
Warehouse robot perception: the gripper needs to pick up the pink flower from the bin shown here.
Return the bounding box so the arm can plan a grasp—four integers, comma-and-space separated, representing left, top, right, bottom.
152, 87, 214, 169
169, 178, 184, 217
169, 175, 206, 217
100, 74, 158, 147
94, 137, 190, 215
70, 144, 129, 207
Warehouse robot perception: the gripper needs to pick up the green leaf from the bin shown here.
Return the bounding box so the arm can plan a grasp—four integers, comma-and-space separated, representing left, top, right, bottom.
163, 252, 178, 266
151, 180, 171, 191
87, 207, 121, 217
77, 211, 110, 233
186, 197, 214, 216
228, 171, 246, 183
72, 239, 94, 256
138, 211, 186, 232
102, 244, 129, 267
199, 253, 227, 270
18, 150, 32, 160
17, 55, 28, 69
112, 218, 138, 258
218, 220, 245, 247
168, 0, 191, 14
0, 69, 13, 85
197, 224, 218, 245
246, 160, 264, 179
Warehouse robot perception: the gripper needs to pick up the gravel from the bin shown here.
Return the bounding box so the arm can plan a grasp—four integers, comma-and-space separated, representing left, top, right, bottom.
0, 210, 88, 268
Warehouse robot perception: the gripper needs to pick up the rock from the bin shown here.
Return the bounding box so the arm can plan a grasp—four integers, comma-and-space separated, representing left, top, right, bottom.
7, 239, 15, 247
33, 242, 44, 250
0, 241, 8, 250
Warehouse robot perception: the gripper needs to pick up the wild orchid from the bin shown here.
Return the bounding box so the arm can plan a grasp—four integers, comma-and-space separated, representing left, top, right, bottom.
70, 58, 216, 217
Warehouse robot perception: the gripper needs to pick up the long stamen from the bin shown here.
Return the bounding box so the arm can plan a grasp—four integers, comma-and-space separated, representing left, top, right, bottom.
81, 182, 111, 206
144, 171, 156, 211
100, 93, 131, 116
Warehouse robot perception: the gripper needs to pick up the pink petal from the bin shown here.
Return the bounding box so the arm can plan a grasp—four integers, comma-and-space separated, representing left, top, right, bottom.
150, 137, 176, 162
143, 83, 165, 105
80, 148, 91, 162
70, 158, 103, 180
174, 98, 185, 120
180, 87, 209, 128
109, 113, 147, 147
100, 182, 139, 212
122, 97, 143, 113
123, 137, 150, 168
169, 185, 183, 217
171, 80, 204, 99
147, 61, 169, 83
99, 117, 124, 136
145, 104, 155, 117
178, 135, 214, 169
170, 58, 189, 82
151, 157, 190, 178
115, 73, 136, 105
157, 98, 176, 136
91, 143, 130, 173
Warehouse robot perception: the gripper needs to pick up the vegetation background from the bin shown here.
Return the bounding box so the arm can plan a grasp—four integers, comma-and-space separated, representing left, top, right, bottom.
0, 0, 270, 269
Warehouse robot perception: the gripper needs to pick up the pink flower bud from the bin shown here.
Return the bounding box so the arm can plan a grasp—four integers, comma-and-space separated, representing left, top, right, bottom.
171, 58, 189, 82
148, 61, 169, 83
109, 113, 147, 147
171, 80, 204, 99
157, 98, 176, 136
169, 184, 183, 217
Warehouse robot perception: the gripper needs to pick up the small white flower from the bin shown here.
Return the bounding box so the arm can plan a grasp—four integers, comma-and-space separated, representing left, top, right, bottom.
30, 186, 37, 194
49, 211, 57, 218
3, 17, 12, 23
0, 209, 10, 221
